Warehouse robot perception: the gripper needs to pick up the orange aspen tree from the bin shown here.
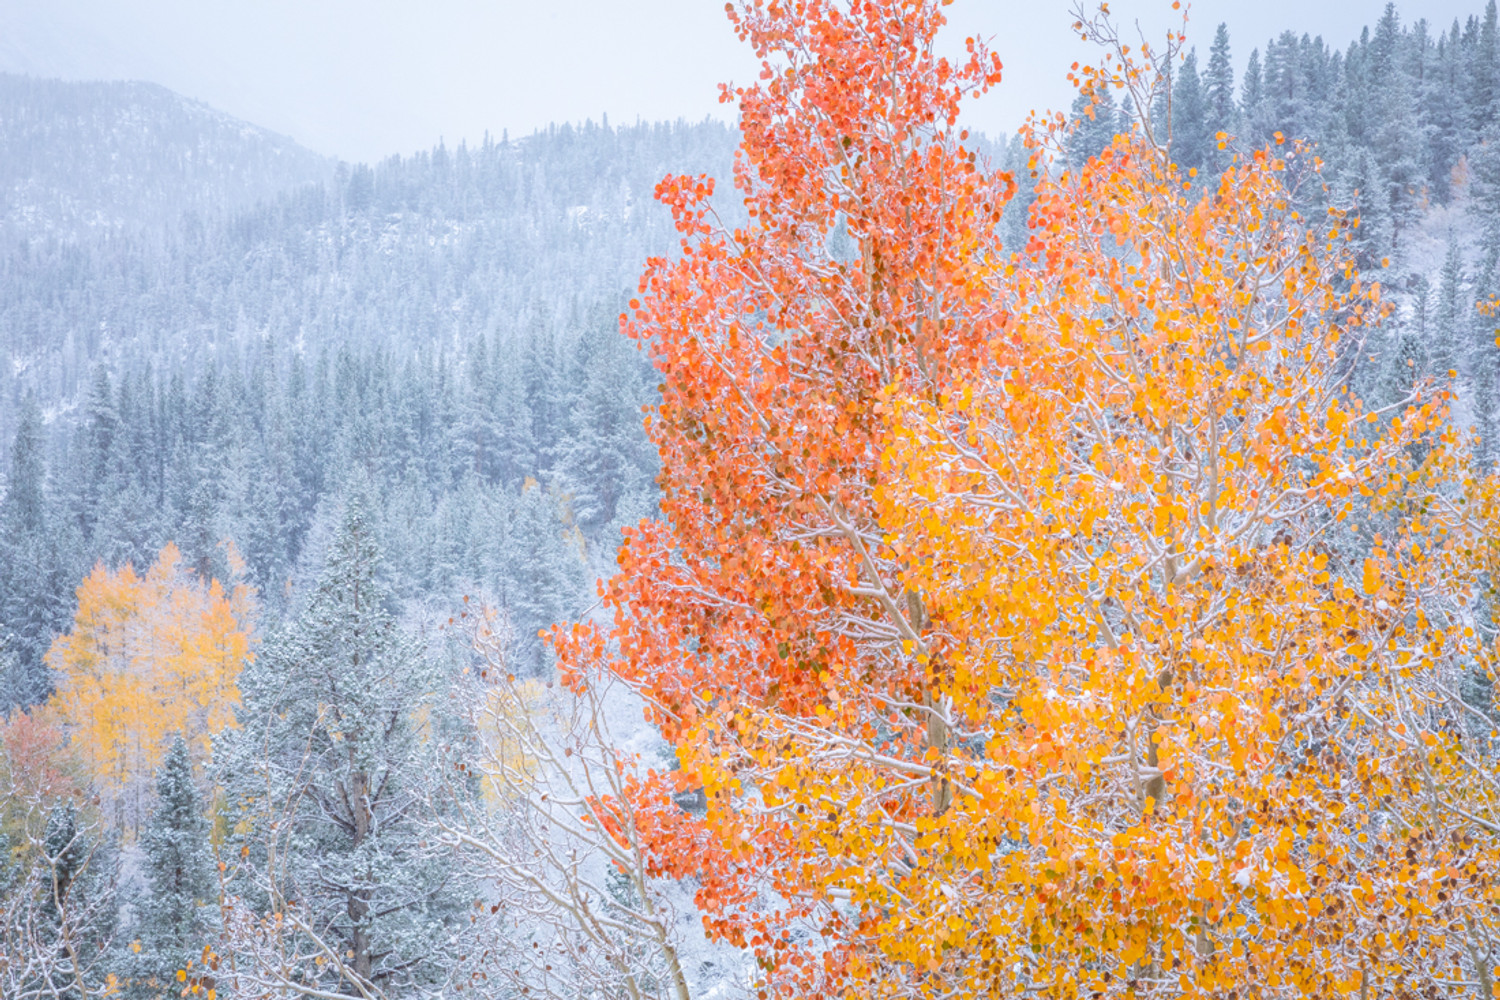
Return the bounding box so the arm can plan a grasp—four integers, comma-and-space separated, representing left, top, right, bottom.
555, 0, 1012, 992
555, 1, 1500, 998
47, 541, 255, 833
0, 709, 86, 846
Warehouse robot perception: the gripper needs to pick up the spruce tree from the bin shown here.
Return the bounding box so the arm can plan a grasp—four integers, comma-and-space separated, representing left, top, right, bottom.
0, 395, 66, 710
131, 735, 214, 999
492, 349, 538, 486
1371, 321, 1425, 411
1241, 47, 1266, 146
31, 803, 118, 1000
218, 489, 459, 995
1472, 243, 1500, 468
1369, 3, 1423, 249
1473, 0, 1500, 136
1435, 236, 1467, 382
1204, 23, 1236, 169
1424, 24, 1465, 201
1066, 86, 1119, 166
559, 323, 655, 536
1473, 128, 1500, 250
1169, 49, 1210, 172
40, 803, 85, 926
71, 365, 118, 542
1343, 146, 1391, 268
500, 480, 586, 675
459, 335, 503, 483
999, 132, 1039, 255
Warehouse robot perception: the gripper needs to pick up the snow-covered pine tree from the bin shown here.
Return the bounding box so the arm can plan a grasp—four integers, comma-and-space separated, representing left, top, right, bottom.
1240, 46, 1267, 146
1368, 3, 1424, 248
129, 734, 213, 1000
0, 395, 67, 710
1471, 137, 1500, 456
33, 802, 119, 999
1066, 86, 1119, 166
217, 488, 460, 997
65, 366, 117, 545
459, 334, 504, 484
1471, 242, 1500, 467
1169, 49, 1211, 173
1470, 0, 1500, 137
500, 479, 586, 675
999, 132, 1038, 256
1370, 317, 1426, 412
1434, 235, 1467, 383
490, 349, 539, 488
558, 321, 655, 537
1205, 22, 1237, 164
1343, 146, 1392, 269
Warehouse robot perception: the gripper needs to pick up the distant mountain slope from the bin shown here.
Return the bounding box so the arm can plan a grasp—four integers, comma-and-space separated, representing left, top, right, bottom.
0, 114, 738, 411
0, 77, 739, 665
0, 74, 332, 238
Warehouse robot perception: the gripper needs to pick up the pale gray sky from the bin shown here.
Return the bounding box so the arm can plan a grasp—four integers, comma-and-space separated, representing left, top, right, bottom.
0, 0, 1481, 163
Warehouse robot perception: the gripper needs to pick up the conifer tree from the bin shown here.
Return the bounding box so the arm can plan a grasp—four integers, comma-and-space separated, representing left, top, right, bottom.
1371, 320, 1426, 410
1169, 49, 1210, 172
559, 322, 654, 535
1344, 146, 1392, 267
30, 802, 118, 1000
1240, 46, 1267, 147
130, 735, 213, 1000
460, 335, 502, 484
1369, 3, 1423, 246
0, 396, 65, 710
491, 352, 538, 487
70, 367, 118, 542
1067, 87, 1119, 166
501, 480, 584, 674
1473, 129, 1500, 252
999, 132, 1039, 254
1435, 235, 1467, 381
219, 489, 459, 996
1473, 244, 1500, 466
39, 803, 83, 927
1205, 23, 1236, 134
1473, 0, 1500, 135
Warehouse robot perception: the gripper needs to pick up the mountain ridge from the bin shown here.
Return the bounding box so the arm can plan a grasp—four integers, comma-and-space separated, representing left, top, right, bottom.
0, 72, 334, 239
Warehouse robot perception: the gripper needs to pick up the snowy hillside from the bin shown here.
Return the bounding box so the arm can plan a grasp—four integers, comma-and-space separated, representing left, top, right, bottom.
0, 73, 332, 239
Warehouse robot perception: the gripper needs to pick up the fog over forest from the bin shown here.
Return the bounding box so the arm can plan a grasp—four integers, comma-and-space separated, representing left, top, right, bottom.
6, 3, 1500, 999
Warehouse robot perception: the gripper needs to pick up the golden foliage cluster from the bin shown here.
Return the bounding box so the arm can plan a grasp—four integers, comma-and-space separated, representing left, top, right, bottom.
46, 542, 256, 833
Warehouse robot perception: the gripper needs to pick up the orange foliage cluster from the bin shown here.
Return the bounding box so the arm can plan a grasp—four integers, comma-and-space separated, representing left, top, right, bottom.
556, 1, 1500, 997
46, 542, 255, 833
0, 709, 85, 842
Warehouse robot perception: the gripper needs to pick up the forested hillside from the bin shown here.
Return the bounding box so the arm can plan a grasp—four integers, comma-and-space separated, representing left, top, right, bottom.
0, 73, 333, 238
0, 95, 737, 707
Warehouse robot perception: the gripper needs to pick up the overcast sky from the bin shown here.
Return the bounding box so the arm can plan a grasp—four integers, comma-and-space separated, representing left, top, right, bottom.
0, 0, 1481, 163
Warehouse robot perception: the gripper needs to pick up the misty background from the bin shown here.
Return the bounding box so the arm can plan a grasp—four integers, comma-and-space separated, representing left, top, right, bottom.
0, 0, 1479, 161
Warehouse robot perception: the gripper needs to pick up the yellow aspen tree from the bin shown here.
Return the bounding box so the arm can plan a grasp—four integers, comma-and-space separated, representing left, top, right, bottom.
47, 541, 255, 834
865, 29, 1500, 1000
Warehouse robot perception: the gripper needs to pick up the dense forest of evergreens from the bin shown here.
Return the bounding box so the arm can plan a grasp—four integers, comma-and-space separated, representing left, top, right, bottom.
0, 107, 738, 708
